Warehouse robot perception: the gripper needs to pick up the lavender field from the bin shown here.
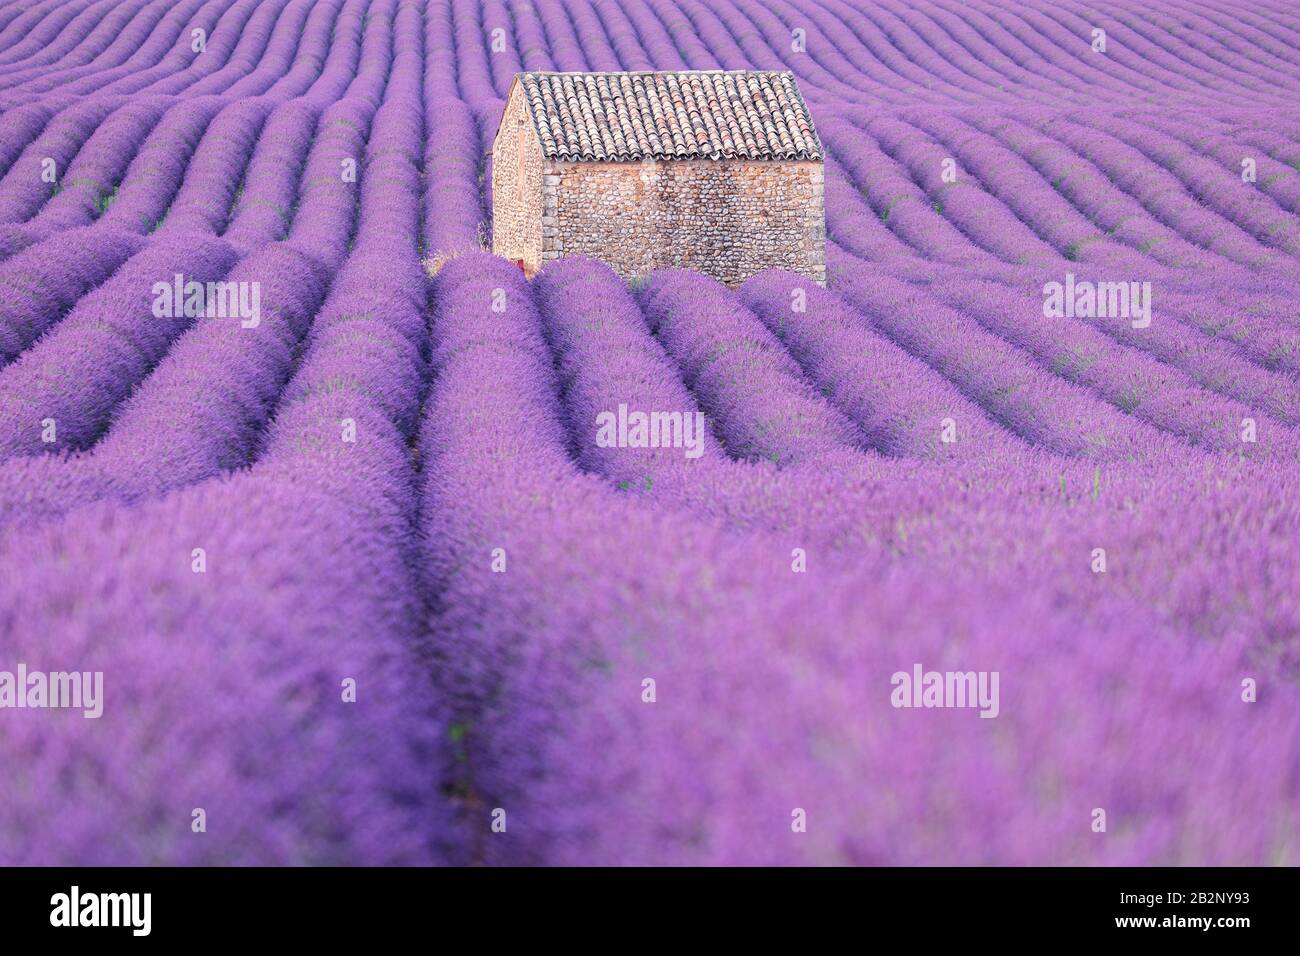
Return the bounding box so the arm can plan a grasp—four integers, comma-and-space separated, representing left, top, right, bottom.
0, 0, 1298, 867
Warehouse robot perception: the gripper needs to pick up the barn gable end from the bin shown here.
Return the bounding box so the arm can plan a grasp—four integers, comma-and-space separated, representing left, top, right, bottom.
491, 78, 545, 274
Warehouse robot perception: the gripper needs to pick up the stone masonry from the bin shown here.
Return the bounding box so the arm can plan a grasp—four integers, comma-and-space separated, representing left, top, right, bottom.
540, 158, 825, 286
491, 80, 544, 271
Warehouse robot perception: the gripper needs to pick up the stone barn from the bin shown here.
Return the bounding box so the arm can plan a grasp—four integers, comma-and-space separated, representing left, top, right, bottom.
491, 70, 826, 287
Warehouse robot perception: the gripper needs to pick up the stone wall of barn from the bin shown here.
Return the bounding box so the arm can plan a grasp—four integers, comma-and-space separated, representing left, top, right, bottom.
490, 83, 544, 273
540, 159, 826, 287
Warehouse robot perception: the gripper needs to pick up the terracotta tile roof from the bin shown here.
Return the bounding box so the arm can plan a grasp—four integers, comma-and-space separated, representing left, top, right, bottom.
516, 70, 824, 163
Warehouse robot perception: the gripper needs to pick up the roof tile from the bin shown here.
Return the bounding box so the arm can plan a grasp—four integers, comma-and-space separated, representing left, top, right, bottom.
516, 70, 823, 162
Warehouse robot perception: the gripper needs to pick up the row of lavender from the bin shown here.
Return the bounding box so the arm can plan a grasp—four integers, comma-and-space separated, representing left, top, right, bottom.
422, 252, 1300, 863
4, 241, 1298, 862
438, 0, 1300, 281
4, 0, 1300, 280
0, 0, 1297, 864
0, 0, 460, 865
